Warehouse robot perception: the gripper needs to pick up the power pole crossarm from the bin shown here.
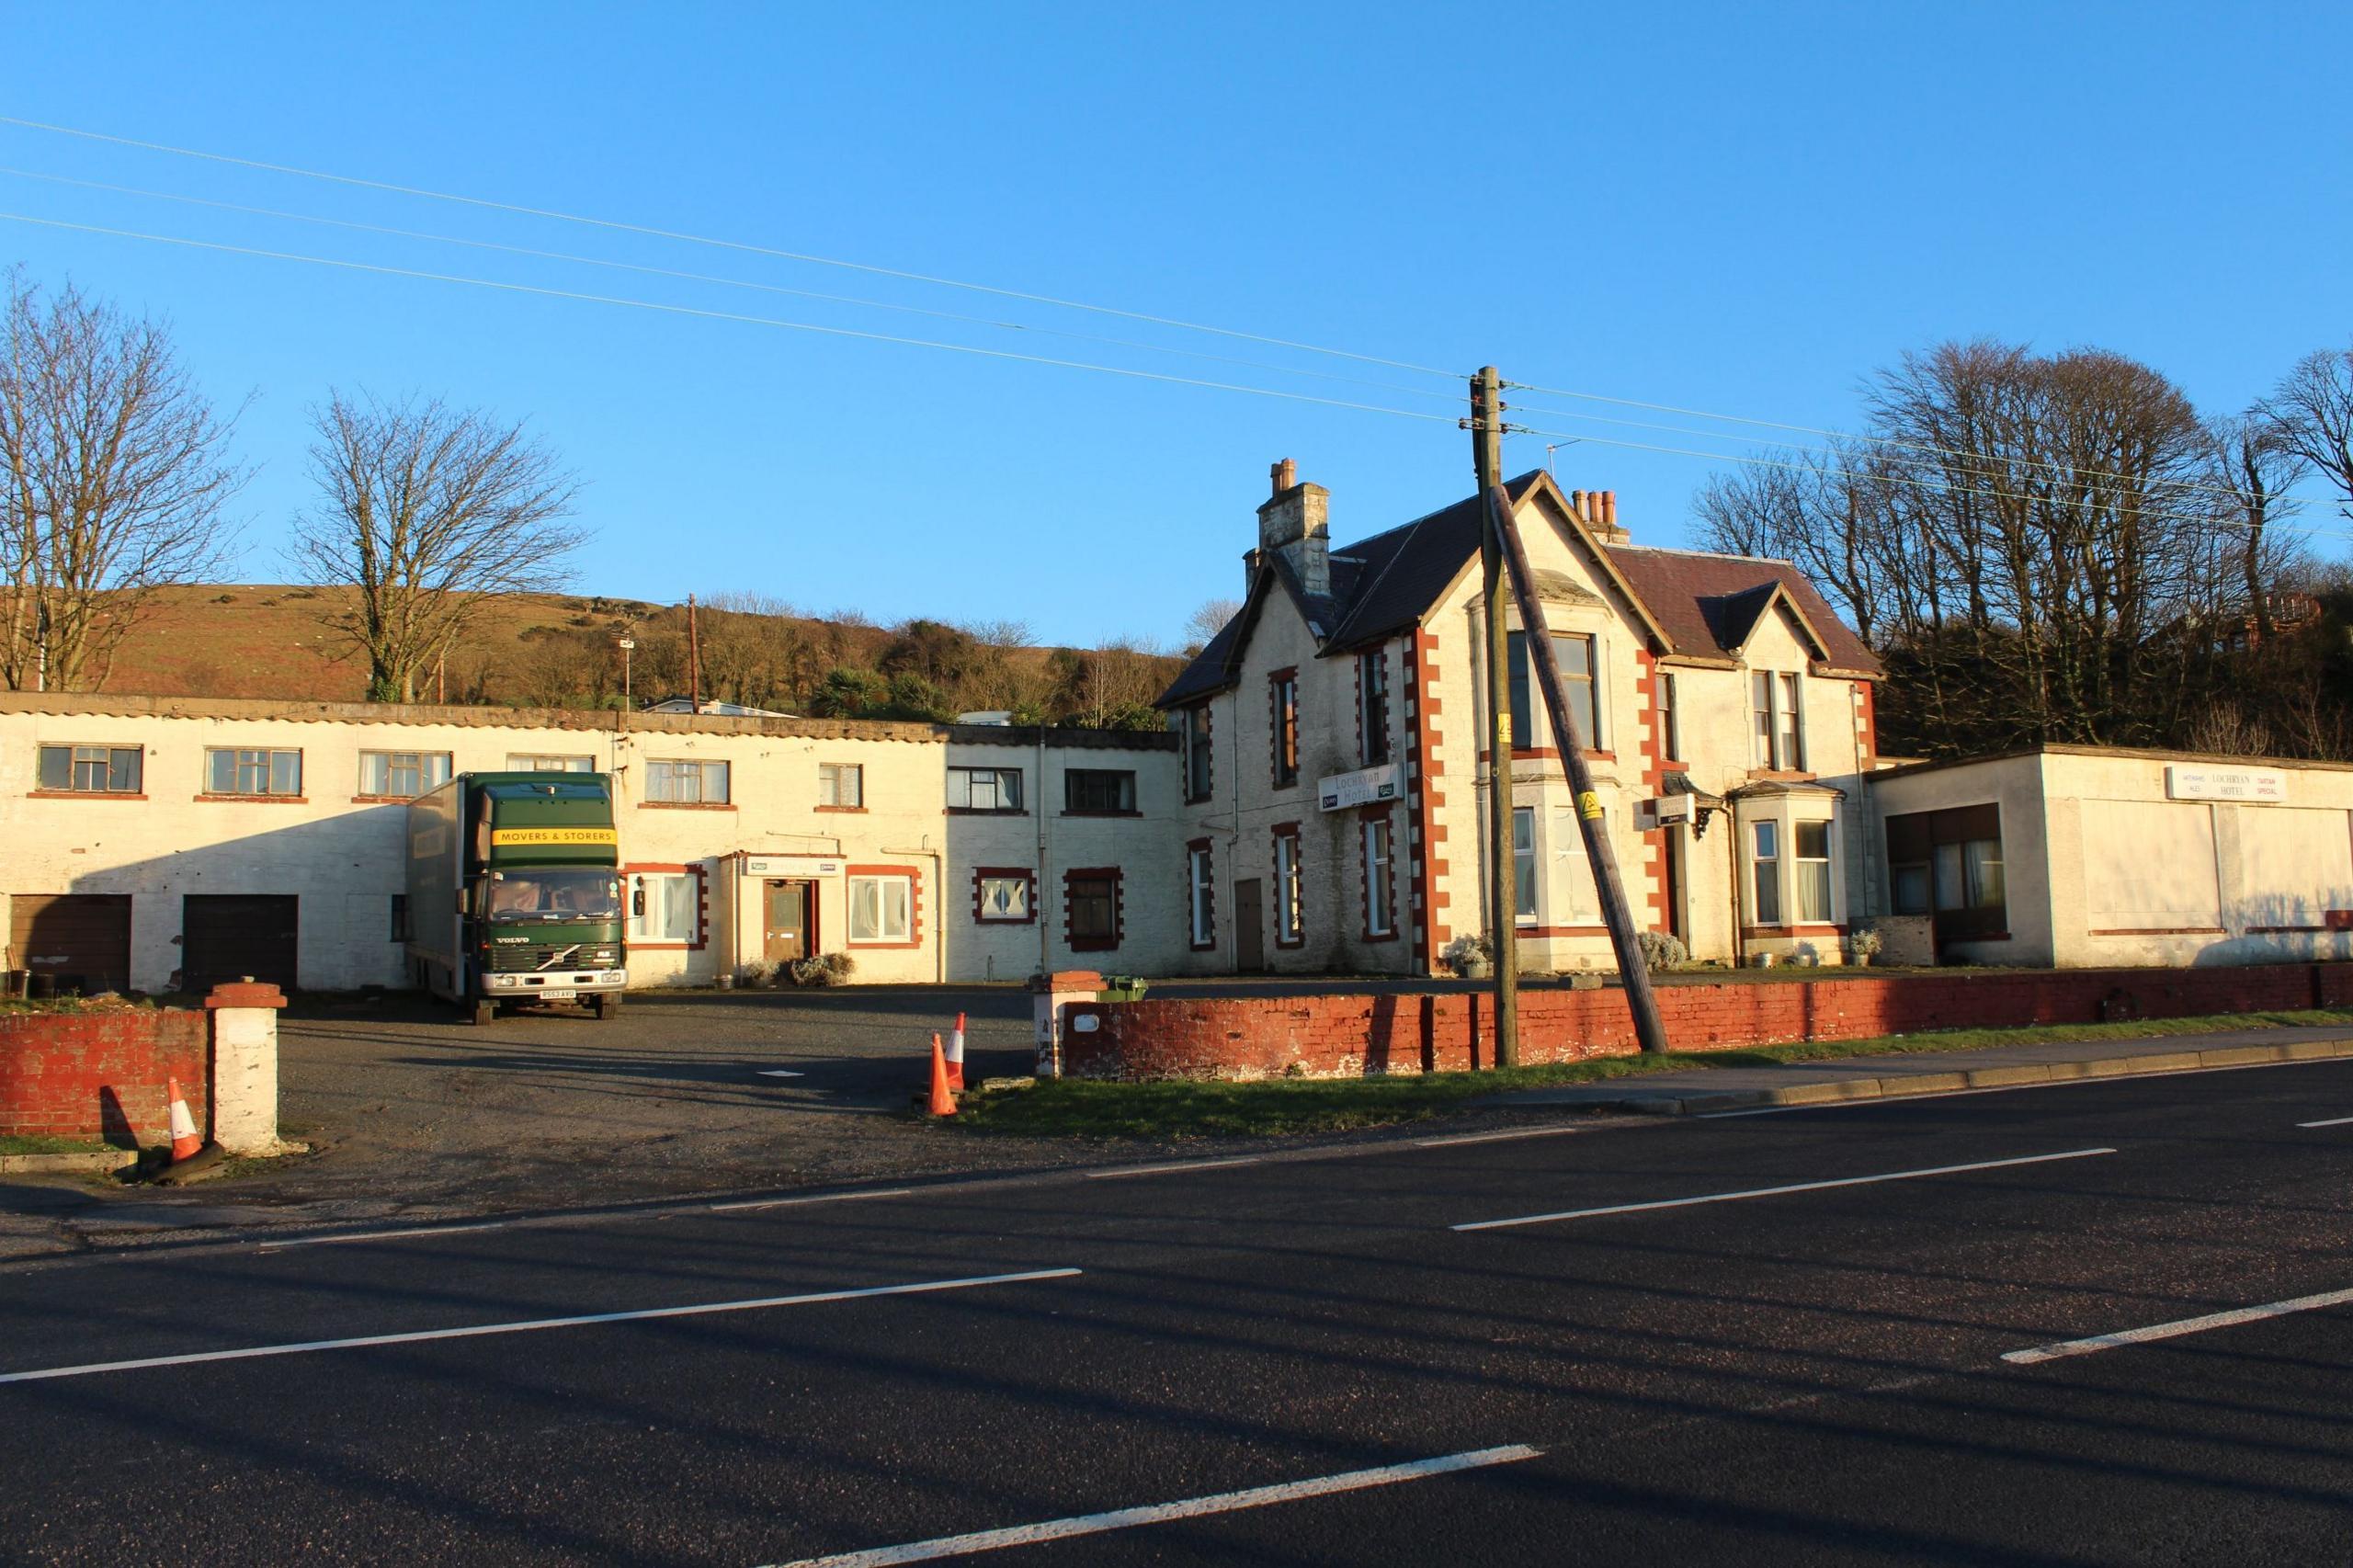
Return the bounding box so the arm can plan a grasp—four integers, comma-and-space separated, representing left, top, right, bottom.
1488, 482, 1672, 1055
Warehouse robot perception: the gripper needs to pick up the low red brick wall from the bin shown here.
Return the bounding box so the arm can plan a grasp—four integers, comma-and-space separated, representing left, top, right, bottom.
1060, 962, 2353, 1081
0, 1008, 209, 1144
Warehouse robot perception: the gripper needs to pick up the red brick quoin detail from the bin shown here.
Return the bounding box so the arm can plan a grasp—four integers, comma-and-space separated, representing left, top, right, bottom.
1635, 648, 1666, 931
970, 866, 1038, 925
1063, 867, 1124, 954
0, 1008, 208, 1142
1407, 630, 1449, 971
1054, 963, 2353, 1081
1186, 837, 1216, 951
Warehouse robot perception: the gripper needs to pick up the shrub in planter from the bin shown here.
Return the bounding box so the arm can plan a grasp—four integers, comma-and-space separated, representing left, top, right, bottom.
1635, 929, 1688, 972
1441, 933, 1493, 978
1847, 925, 1884, 966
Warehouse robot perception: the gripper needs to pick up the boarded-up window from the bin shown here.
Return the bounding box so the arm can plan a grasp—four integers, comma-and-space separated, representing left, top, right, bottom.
2082, 801, 2221, 931
2233, 807, 2353, 929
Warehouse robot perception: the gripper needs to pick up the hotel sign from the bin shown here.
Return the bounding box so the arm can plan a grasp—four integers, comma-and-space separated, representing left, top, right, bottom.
1319, 763, 1400, 812
2165, 765, 2286, 802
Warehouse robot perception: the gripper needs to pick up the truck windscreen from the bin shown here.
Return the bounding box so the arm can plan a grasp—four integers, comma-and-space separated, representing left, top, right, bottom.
485, 870, 623, 922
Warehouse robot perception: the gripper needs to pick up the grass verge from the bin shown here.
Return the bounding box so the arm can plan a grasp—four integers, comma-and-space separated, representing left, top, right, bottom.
0, 1134, 119, 1156
952, 1007, 2353, 1140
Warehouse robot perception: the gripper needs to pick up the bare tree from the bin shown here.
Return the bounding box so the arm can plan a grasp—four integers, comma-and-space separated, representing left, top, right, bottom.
0, 269, 244, 690
2207, 413, 2309, 644
289, 392, 585, 701
2262, 342, 2353, 519
1183, 598, 1244, 652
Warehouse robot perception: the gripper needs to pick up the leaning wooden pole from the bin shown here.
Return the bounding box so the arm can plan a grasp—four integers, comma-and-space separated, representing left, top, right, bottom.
1488, 483, 1671, 1056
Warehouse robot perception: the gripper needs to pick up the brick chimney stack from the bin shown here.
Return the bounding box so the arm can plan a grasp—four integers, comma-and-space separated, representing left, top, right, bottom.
1256, 458, 1330, 597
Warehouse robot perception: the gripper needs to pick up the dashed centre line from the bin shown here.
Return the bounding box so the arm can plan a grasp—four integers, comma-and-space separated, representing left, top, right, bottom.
2296, 1114, 2353, 1129
762, 1444, 1543, 1566
1452, 1147, 2118, 1232
0, 1267, 1081, 1384
2003, 1284, 2353, 1365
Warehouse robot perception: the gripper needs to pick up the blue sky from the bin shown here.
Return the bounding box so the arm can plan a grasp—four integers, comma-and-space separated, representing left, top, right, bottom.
6, 2, 2348, 647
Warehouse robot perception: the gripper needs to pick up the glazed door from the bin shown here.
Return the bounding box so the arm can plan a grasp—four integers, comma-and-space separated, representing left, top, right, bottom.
763, 881, 812, 963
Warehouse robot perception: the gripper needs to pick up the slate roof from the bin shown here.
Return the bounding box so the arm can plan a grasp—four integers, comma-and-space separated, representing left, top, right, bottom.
1604, 548, 1881, 675
1156, 474, 1881, 707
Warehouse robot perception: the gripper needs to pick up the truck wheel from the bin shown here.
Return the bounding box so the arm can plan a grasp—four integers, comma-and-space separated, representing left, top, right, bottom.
470, 1001, 497, 1027
594, 994, 622, 1021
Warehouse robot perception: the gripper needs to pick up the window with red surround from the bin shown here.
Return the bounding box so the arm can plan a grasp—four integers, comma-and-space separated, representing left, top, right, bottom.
1359, 803, 1397, 941
1268, 668, 1299, 788
1180, 705, 1213, 802
1357, 649, 1391, 766
972, 866, 1037, 924
847, 864, 923, 949
1271, 823, 1304, 948
626, 862, 709, 949
1064, 867, 1123, 953
1187, 838, 1216, 950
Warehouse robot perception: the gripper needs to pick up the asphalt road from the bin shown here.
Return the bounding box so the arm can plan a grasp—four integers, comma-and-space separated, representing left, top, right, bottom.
3, 1061, 2349, 1564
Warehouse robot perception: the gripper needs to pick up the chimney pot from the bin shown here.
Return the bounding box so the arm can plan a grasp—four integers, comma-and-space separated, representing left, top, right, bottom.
1604, 491, 1617, 528
1272, 458, 1297, 496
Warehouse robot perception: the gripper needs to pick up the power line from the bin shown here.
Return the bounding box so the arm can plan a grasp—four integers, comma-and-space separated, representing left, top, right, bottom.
0, 165, 1462, 408
6, 199, 2337, 550
1506, 420, 2353, 547
1504, 393, 2259, 510
1505, 389, 2257, 508
0, 210, 1463, 427
0, 115, 1461, 381
4, 116, 2291, 520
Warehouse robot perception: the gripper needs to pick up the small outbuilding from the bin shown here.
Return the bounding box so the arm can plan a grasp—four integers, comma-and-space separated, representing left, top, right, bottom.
1868, 744, 2353, 971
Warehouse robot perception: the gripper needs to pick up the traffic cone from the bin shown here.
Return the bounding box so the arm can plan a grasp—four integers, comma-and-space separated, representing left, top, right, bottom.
945, 1011, 967, 1092
926, 1033, 958, 1117
165, 1077, 203, 1163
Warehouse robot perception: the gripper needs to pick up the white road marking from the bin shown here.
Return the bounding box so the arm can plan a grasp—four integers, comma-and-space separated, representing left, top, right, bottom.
1451, 1147, 2117, 1232
710, 1187, 915, 1213
0, 1267, 1081, 1385
2004, 1284, 2353, 1365
756, 1069, 805, 1077
257, 1222, 506, 1251
762, 1444, 1543, 1567
2297, 1115, 2353, 1128
1083, 1156, 1263, 1180
1696, 1051, 2353, 1118
1415, 1125, 1586, 1148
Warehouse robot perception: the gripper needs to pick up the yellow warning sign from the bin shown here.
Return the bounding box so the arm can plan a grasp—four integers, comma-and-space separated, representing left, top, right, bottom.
1578, 791, 1603, 821
490, 827, 619, 846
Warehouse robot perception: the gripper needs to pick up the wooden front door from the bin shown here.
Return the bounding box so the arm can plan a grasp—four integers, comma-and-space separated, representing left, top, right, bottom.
1233, 878, 1266, 972
763, 881, 813, 963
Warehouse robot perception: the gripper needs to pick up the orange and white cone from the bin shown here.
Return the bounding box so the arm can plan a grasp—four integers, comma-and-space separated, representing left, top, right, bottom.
165, 1077, 203, 1163
945, 1011, 966, 1092
926, 1033, 958, 1117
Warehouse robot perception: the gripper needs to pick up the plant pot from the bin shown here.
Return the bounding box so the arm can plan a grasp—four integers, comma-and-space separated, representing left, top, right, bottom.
1459, 960, 1492, 980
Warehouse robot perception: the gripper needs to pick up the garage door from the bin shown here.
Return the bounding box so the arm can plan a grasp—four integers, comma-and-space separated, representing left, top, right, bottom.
8, 894, 133, 994
182, 894, 299, 993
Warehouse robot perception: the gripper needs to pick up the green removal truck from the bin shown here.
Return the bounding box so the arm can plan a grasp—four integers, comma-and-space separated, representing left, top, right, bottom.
406, 772, 627, 1024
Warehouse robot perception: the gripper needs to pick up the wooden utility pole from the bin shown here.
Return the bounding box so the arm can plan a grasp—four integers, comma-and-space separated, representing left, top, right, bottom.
1491, 483, 1671, 1055
1471, 367, 1518, 1067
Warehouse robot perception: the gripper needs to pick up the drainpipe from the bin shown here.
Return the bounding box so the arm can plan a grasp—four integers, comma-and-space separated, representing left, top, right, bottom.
1727, 808, 1747, 969
1038, 726, 1051, 979
884, 838, 947, 983
1227, 690, 1242, 973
